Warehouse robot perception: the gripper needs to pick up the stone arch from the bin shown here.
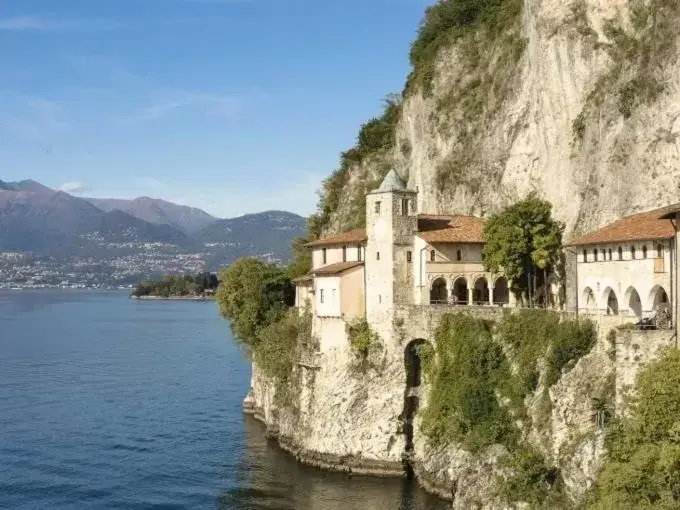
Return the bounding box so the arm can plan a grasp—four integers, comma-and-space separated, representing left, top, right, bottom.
648, 285, 669, 312
452, 277, 468, 305
493, 276, 510, 305
602, 287, 619, 315
473, 276, 490, 305
430, 277, 447, 304
582, 287, 597, 311
402, 339, 430, 459
623, 286, 643, 318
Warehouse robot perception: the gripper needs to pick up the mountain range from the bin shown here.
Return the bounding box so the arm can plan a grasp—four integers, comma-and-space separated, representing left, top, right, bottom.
0, 179, 306, 267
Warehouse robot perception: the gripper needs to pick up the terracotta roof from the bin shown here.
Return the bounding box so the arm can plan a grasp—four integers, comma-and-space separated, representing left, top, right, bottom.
292, 274, 313, 284
312, 261, 364, 276
568, 206, 677, 247
305, 228, 367, 247
416, 214, 486, 244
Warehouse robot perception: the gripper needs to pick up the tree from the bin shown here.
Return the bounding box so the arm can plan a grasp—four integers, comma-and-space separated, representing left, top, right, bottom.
285, 237, 312, 280
483, 195, 564, 306
216, 258, 294, 348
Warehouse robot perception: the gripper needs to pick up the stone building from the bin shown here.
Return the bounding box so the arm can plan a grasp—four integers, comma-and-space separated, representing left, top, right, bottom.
295, 170, 512, 351
568, 207, 674, 322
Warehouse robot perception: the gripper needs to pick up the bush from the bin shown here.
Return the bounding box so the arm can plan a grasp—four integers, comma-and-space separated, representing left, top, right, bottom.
347, 318, 382, 358
589, 349, 680, 509
421, 313, 517, 451
497, 446, 566, 508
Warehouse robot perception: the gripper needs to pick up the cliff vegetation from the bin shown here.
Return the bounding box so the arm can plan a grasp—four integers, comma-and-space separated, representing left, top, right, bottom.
588, 348, 680, 509
421, 310, 597, 507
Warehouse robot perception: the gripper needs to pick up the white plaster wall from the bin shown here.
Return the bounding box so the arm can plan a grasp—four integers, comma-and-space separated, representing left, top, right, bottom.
576, 241, 671, 315
312, 244, 365, 270
315, 276, 341, 317
314, 316, 349, 353
365, 190, 396, 319
432, 243, 484, 262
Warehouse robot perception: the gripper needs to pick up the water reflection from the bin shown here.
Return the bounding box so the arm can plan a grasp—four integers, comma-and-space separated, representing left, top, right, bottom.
220, 417, 449, 510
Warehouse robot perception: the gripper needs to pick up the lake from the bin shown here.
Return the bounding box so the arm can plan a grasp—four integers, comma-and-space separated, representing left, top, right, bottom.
0, 290, 446, 509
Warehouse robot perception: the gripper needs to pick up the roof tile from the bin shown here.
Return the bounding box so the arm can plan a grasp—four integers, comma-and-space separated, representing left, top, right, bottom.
312, 261, 364, 276
416, 214, 486, 244
568, 206, 677, 246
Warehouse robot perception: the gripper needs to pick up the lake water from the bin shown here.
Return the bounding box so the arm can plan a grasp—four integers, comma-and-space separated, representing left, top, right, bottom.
0, 291, 446, 509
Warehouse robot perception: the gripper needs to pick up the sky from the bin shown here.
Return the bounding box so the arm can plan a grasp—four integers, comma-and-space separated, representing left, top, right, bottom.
0, 0, 431, 218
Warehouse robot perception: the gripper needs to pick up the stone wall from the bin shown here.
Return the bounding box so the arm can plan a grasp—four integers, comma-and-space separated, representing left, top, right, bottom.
614, 328, 676, 411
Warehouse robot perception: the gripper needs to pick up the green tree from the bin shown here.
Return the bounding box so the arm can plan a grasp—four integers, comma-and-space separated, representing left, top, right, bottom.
589, 349, 680, 509
285, 237, 312, 280
216, 258, 294, 348
483, 195, 564, 306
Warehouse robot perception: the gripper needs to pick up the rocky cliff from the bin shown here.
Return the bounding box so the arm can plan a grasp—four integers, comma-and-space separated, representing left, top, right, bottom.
312, 0, 680, 241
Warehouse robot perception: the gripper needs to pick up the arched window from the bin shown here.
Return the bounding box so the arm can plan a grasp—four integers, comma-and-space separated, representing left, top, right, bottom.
631, 246, 636, 259
657, 244, 663, 259
456, 250, 462, 261
618, 247, 623, 260
583, 249, 587, 262
608, 248, 612, 261
594, 249, 598, 261
642, 245, 647, 259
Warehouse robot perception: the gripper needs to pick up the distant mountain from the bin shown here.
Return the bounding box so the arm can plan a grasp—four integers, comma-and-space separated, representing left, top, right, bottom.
86, 196, 217, 235
0, 180, 307, 270
198, 210, 307, 267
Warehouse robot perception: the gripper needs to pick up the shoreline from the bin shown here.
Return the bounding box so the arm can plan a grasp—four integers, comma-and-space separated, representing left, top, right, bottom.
130, 295, 216, 301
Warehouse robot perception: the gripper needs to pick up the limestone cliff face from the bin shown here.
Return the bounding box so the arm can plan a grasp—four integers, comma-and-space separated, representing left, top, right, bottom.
325, 0, 680, 239
245, 315, 617, 508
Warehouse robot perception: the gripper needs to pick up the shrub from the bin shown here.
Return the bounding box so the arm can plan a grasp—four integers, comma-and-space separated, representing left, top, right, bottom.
589, 349, 680, 508
497, 446, 566, 508
347, 318, 382, 358
421, 313, 517, 451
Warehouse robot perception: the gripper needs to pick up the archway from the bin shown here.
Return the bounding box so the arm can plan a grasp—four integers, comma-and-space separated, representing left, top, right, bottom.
402, 339, 430, 462
494, 277, 510, 305
582, 287, 597, 312
624, 287, 642, 318
649, 285, 669, 311
602, 288, 619, 315
430, 278, 447, 304
452, 277, 468, 305
473, 277, 490, 305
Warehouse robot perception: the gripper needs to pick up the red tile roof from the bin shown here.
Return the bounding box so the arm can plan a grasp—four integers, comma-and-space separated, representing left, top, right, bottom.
416, 215, 486, 244
305, 228, 367, 247
312, 261, 364, 276
568, 206, 677, 246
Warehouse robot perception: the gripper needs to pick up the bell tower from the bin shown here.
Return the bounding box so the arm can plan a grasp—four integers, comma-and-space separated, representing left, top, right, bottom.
365, 169, 417, 322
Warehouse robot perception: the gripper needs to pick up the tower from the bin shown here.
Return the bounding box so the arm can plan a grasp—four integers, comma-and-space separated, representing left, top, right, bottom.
365, 170, 418, 324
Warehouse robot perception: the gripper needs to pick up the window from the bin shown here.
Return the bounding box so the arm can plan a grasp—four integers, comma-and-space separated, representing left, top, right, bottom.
657, 244, 663, 259
407, 251, 412, 262
374, 201, 381, 214
322, 248, 327, 265
357, 245, 362, 261
320, 289, 325, 304
332, 289, 336, 304
618, 247, 623, 260
642, 246, 648, 259
583, 249, 587, 262
430, 250, 436, 262
608, 248, 612, 261
342, 246, 347, 262
401, 199, 409, 216
376, 252, 380, 261
594, 249, 598, 261
631, 246, 636, 259
456, 250, 462, 261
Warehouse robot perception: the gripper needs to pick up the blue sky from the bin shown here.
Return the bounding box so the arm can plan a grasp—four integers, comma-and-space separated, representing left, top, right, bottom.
0, 0, 429, 218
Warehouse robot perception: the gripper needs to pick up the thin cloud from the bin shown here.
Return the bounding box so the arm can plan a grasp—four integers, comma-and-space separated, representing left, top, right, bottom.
60, 182, 90, 195
121, 91, 246, 123
0, 17, 55, 30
